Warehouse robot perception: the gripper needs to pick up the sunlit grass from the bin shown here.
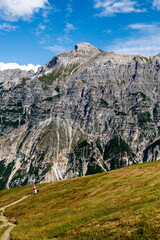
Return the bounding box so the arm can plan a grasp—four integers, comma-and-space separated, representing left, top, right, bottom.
0, 226, 9, 238
1, 161, 160, 239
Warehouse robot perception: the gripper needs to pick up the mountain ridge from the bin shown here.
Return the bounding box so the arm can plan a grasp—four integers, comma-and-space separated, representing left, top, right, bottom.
1, 42, 160, 189
38, 42, 158, 74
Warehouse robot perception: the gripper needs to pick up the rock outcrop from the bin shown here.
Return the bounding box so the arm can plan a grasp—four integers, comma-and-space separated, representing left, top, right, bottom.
1, 42, 160, 189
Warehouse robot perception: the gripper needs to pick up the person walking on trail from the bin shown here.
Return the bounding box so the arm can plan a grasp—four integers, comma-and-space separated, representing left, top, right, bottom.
33, 184, 39, 194
34, 188, 37, 194
33, 184, 36, 194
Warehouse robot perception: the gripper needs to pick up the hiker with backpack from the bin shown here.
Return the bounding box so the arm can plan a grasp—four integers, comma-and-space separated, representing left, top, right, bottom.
33, 184, 39, 194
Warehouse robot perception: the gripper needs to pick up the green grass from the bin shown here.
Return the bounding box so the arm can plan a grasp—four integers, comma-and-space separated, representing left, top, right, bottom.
81, 79, 87, 84
138, 56, 153, 64
0, 226, 9, 238
21, 78, 30, 87
39, 64, 79, 91
39, 69, 63, 86
0, 185, 32, 207
100, 98, 109, 108
137, 111, 152, 126
1, 161, 160, 239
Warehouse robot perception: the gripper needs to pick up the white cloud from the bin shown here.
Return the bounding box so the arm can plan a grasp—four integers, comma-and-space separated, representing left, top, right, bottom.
0, 23, 18, 31
128, 23, 158, 31
66, 4, 73, 14
93, 0, 145, 16
105, 34, 160, 56
0, 0, 48, 21
46, 45, 72, 54
42, 4, 58, 23
102, 29, 113, 34
36, 23, 47, 35
104, 22, 160, 56
0, 62, 41, 72
66, 4, 73, 18
153, 0, 160, 10
64, 23, 77, 33
38, 24, 46, 31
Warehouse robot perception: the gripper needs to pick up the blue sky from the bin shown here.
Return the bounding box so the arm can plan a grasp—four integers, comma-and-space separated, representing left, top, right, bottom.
0, 0, 160, 69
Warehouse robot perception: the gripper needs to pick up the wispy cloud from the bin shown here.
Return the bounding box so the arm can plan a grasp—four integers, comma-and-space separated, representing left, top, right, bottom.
0, 23, 18, 32
105, 23, 160, 56
36, 23, 47, 35
128, 23, 159, 31
66, 4, 73, 16
45, 29, 74, 55
93, 0, 145, 17
64, 23, 77, 33
42, 4, 59, 23
153, 0, 160, 10
45, 44, 72, 54
102, 29, 113, 34
39, 34, 51, 45
108, 36, 160, 56
65, 0, 73, 19
0, 0, 48, 21
0, 62, 41, 72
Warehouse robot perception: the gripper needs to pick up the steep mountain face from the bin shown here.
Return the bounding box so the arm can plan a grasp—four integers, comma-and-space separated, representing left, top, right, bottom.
1, 42, 160, 189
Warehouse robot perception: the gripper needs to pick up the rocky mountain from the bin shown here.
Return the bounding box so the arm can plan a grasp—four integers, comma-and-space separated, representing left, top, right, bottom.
1, 42, 160, 189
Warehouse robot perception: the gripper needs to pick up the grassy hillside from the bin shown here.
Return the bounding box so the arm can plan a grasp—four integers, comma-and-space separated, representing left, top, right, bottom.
1, 161, 160, 239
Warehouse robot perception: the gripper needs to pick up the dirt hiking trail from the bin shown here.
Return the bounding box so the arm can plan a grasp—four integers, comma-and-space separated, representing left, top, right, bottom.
0, 195, 30, 240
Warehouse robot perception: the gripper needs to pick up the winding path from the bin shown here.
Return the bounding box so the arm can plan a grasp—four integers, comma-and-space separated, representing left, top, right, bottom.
0, 195, 30, 240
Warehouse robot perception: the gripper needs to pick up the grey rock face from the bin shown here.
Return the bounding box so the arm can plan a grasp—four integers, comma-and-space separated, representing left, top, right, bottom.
1, 42, 160, 189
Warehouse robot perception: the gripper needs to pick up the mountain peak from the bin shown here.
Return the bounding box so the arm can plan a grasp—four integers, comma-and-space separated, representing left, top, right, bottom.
75, 42, 100, 55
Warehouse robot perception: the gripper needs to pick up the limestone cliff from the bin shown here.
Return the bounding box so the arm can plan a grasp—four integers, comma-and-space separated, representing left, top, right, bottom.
1, 42, 160, 189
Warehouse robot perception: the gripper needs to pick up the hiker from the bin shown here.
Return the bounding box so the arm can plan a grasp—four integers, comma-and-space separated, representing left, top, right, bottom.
34, 188, 39, 194
34, 188, 37, 194
33, 184, 39, 194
